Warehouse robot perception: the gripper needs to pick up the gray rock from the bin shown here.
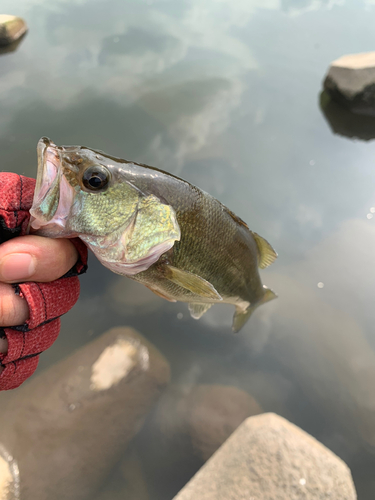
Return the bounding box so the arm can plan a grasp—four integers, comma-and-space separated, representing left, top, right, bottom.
138, 384, 262, 500
106, 277, 163, 317
0, 327, 170, 500
0, 15, 27, 47
264, 222, 375, 456
93, 448, 149, 500
150, 384, 262, 462
137, 384, 262, 500
324, 52, 375, 116
173, 413, 357, 500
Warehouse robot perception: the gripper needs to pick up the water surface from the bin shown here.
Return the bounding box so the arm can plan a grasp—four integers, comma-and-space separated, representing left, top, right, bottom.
1, 0, 375, 498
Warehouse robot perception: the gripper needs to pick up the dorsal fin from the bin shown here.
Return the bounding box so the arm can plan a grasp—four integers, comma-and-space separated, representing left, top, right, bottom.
252, 232, 277, 269
224, 206, 249, 229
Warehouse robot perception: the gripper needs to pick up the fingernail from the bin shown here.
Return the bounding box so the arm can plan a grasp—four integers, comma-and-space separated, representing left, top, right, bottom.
0, 254, 36, 281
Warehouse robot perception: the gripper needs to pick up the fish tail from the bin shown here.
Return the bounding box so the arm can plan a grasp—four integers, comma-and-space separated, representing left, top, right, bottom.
232, 286, 277, 333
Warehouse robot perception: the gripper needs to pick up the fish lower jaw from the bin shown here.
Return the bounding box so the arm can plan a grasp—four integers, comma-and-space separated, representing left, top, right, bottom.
29, 217, 75, 237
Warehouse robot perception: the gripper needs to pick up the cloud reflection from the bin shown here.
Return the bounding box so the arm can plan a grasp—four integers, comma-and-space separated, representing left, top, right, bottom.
0, 0, 282, 170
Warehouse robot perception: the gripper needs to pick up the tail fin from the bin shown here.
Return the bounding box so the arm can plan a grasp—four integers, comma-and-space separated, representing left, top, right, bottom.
232, 286, 277, 333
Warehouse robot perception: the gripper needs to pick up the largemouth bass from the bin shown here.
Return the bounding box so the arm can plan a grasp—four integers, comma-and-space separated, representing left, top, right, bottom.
30, 137, 277, 332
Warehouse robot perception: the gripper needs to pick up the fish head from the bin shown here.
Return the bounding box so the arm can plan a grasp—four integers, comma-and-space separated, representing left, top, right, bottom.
30, 137, 181, 275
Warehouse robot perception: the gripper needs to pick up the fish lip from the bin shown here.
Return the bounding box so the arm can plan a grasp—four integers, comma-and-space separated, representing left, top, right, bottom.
33, 137, 59, 207
29, 137, 74, 234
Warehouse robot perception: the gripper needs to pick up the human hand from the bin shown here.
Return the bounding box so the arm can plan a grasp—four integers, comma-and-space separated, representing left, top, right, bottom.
0, 173, 87, 390
0, 235, 79, 348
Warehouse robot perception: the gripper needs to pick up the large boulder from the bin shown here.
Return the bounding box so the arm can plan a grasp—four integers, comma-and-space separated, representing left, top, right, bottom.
0, 327, 170, 500
324, 52, 375, 116
173, 413, 357, 500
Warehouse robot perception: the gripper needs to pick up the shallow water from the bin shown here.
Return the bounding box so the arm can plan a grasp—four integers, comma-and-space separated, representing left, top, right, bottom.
1, 0, 375, 498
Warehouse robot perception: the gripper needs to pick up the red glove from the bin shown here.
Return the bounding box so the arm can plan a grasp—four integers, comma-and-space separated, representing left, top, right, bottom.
0, 173, 87, 390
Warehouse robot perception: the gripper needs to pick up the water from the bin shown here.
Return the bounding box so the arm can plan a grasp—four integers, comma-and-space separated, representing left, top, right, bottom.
1, 0, 375, 498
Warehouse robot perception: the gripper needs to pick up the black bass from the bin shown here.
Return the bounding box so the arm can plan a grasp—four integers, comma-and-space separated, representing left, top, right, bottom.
30, 137, 277, 332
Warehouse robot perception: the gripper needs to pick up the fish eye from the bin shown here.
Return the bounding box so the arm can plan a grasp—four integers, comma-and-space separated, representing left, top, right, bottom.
82, 165, 110, 191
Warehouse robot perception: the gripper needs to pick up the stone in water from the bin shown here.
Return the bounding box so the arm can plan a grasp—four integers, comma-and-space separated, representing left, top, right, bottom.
324, 52, 375, 116
0, 15, 27, 47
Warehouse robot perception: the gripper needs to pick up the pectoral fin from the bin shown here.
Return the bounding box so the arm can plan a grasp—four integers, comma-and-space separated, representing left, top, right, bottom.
252, 232, 278, 269
188, 302, 212, 319
163, 265, 222, 300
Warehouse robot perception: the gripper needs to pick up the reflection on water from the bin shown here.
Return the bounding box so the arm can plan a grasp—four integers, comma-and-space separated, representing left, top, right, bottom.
1, 0, 375, 498
320, 91, 375, 140
0, 34, 27, 57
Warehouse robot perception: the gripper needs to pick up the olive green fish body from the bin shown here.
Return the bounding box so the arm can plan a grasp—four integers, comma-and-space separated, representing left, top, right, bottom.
30, 138, 277, 332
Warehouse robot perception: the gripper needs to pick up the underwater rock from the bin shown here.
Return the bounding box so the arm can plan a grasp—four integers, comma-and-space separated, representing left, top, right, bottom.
173, 413, 357, 500
0, 327, 170, 500
106, 277, 163, 317
324, 52, 375, 116
150, 384, 262, 461
0, 445, 19, 500
265, 233, 375, 457
139, 384, 262, 499
0, 15, 27, 47
93, 448, 150, 500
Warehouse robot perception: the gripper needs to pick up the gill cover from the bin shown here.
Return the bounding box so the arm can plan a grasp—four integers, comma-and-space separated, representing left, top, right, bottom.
86, 193, 181, 276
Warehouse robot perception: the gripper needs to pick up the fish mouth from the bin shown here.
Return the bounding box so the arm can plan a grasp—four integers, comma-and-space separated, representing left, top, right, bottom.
29, 137, 75, 236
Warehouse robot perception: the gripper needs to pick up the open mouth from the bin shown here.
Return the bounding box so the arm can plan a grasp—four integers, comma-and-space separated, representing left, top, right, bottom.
29, 137, 74, 235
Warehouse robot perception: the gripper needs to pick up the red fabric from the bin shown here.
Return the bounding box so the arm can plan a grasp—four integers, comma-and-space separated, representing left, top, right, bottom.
0, 172, 88, 390
0, 356, 40, 391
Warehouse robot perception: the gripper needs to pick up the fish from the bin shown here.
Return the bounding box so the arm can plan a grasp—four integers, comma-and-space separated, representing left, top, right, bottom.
29, 137, 277, 332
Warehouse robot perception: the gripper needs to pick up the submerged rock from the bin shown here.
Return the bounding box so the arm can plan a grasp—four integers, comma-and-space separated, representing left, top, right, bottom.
152, 384, 262, 462
93, 448, 150, 500
0, 445, 19, 500
173, 413, 357, 500
0, 15, 27, 47
0, 327, 170, 500
324, 52, 375, 116
139, 384, 262, 499
106, 277, 163, 317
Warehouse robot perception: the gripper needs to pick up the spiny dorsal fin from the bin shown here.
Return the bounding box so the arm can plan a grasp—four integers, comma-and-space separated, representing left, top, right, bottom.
252, 232, 277, 269
224, 207, 249, 229
163, 264, 222, 300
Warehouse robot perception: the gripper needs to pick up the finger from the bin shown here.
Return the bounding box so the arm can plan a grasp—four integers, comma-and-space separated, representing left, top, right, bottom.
0, 282, 29, 326
0, 337, 8, 354
0, 236, 78, 283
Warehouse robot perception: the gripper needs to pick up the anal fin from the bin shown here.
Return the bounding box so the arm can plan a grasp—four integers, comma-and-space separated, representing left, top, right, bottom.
162, 265, 222, 300
188, 302, 212, 320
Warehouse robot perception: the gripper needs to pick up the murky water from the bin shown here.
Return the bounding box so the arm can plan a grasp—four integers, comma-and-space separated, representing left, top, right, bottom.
1, 0, 375, 498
